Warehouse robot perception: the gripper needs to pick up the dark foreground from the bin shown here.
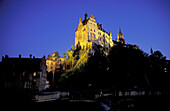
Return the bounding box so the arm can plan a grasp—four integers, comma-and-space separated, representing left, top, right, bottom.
2, 94, 169, 111
33, 96, 169, 111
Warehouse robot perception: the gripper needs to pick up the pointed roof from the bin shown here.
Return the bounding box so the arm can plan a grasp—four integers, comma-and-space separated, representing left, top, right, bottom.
119, 28, 123, 34
78, 17, 83, 27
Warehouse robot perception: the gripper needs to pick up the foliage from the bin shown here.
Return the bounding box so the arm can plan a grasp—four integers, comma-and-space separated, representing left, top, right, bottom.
148, 51, 168, 89
59, 47, 90, 84
59, 44, 169, 90
47, 54, 51, 59
54, 51, 60, 58
63, 52, 66, 58
107, 44, 148, 90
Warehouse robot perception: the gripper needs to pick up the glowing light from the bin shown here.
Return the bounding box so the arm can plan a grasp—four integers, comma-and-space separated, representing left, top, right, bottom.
33, 72, 36, 76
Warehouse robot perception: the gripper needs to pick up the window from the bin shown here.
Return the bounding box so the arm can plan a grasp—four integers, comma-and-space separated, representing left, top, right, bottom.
90, 33, 92, 37
33, 72, 36, 76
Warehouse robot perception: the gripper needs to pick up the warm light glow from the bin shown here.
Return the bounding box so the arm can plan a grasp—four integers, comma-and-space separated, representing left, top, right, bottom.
33, 72, 36, 76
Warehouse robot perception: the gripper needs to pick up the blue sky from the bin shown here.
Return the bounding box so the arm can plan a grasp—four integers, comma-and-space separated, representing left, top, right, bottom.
0, 0, 170, 60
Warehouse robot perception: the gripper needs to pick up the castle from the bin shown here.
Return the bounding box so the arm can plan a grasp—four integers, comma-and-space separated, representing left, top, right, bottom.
46, 13, 140, 74
75, 13, 127, 54
75, 13, 114, 52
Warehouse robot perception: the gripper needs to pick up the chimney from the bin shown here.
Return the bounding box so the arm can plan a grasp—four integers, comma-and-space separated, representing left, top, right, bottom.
19, 54, 21, 58
5, 55, 8, 59
30, 54, 32, 59
2, 56, 4, 61
85, 12, 88, 20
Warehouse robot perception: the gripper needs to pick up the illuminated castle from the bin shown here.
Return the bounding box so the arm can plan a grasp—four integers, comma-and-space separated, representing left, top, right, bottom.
75, 13, 114, 52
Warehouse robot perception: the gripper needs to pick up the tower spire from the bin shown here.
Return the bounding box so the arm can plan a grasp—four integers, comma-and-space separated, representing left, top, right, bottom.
119, 27, 122, 34
117, 28, 125, 44
150, 48, 153, 55
77, 17, 83, 28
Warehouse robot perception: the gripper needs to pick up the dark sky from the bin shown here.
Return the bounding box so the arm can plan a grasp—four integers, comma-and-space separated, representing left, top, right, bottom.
0, 0, 170, 60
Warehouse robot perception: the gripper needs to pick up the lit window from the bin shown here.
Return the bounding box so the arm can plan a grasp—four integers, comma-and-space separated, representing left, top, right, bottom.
90, 33, 92, 37
33, 72, 36, 76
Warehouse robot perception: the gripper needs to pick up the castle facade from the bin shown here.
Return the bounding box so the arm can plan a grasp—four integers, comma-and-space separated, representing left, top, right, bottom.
75, 13, 114, 51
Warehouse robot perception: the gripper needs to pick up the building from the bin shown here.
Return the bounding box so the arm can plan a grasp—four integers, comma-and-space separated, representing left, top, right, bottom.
0, 54, 47, 91
46, 51, 66, 73
75, 13, 114, 53
117, 28, 125, 44
113, 28, 140, 50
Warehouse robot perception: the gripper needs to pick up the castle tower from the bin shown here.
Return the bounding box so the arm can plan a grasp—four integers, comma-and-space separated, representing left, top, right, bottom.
117, 28, 125, 44
75, 13, 113, 50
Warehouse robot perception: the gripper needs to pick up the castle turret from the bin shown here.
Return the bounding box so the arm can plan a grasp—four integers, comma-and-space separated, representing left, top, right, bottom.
117, 28, 125, 44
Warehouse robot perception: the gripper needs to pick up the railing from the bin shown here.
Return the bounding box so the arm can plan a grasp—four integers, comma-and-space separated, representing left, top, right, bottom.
35, 92, 60, 102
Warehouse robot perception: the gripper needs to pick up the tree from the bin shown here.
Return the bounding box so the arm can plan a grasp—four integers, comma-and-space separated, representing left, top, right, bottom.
149, 50, 168, 89
63, 52, 67, 71
54, 51, 60, 58
107, 44, 148, 90
63, 52, 66, 58
71, 45, 75, 51
67, 49, 75, 69
47, 54, 51, 59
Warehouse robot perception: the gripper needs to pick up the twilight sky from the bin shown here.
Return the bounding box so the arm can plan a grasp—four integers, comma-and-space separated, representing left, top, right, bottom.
0, 0, 170, 60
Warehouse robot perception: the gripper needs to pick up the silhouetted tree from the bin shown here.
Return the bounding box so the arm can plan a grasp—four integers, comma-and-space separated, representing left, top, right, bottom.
107, 44, 148, 90
149, 50, 168, 89
59, 44, 169, 91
